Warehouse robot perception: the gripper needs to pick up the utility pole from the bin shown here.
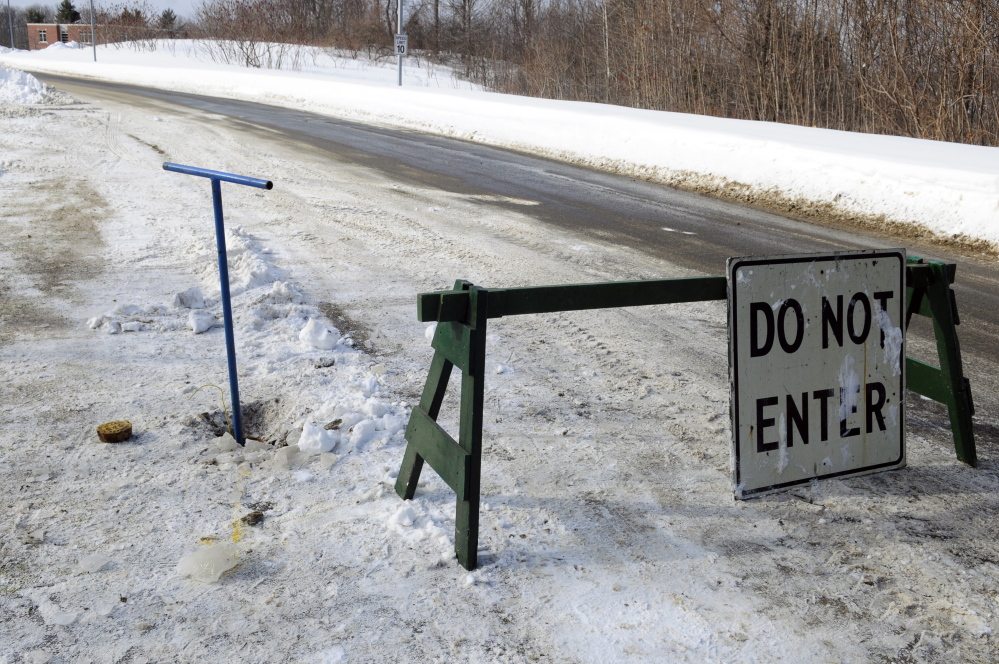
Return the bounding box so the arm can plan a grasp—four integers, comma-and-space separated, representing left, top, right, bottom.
397, 0, 403, 86
7, 0, 14, 50
89, 0, 96, 61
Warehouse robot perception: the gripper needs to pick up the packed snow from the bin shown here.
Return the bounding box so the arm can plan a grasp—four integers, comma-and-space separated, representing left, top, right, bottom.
0, 66, 48, 104
2, 45, 999, 663
1, 42, 998, 249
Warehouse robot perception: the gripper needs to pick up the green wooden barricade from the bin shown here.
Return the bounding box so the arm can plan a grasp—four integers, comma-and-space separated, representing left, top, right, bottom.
905, 257, 976, 466
396, 260, 975, 570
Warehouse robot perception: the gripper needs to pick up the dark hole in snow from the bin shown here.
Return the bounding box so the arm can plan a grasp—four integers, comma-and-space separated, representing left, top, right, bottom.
182, 398, 297, 446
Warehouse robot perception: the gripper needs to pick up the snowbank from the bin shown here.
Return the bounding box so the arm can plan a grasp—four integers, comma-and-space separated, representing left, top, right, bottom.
0, 66, 48, 104
1, 41, 996, 246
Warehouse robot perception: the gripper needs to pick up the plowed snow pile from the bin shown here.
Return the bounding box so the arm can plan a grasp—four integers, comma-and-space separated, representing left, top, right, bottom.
0, 66, 47, 104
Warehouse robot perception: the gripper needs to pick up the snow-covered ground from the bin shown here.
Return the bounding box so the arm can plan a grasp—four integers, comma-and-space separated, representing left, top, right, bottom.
3, 66, 999, 663
1, 41, 997, 251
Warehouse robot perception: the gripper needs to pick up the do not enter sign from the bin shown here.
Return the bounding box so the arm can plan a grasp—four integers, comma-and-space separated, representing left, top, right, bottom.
728, 250, 906, 498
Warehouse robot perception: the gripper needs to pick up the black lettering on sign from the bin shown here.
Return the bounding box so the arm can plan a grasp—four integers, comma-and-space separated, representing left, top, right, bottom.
786, 392, 808, 446
822, 295, 843, 348
751, 300, 804, 357
750, 302, 775, 357
778, 299, 805, 353
848, 293, 872, 344
866, 382, 887, 433
813, 388, 835, 442
840, 385, 861, 438
756, 382, 892, 454
756, 397, 778, 452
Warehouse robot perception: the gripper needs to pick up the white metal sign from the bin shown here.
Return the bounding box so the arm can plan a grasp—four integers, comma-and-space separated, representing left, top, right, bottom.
729, 249, 906, 498
394, 34, 408, 56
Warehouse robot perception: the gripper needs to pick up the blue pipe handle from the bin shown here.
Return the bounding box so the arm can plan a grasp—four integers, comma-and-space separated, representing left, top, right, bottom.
163, 162, 273, 190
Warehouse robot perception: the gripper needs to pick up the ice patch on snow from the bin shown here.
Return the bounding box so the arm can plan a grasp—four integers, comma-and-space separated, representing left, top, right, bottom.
176, 542, 241, 582
305, 646, 347, 664
22, 650, 51, 664
78, 553, 111, 573
49, 611, 77, 625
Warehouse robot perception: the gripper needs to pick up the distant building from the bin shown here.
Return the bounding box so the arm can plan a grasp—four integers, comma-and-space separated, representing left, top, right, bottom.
26, 23, 185, 50
26, 23, 99, 50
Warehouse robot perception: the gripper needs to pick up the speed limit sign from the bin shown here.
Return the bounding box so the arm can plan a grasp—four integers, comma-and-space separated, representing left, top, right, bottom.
395, 34, 408, 56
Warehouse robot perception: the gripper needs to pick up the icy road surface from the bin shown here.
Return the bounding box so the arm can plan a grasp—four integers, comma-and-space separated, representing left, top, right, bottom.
2, 80, 999, 663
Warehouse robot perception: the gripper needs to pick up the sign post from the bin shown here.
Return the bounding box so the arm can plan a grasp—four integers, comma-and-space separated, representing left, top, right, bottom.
728, 249, 906, 498
7, 0, 14, 51
89, 0, 96, 61
396, 0, 406, 86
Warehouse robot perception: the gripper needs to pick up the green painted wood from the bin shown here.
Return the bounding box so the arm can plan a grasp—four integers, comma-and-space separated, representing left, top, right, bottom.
926, 262, 977, 466
394, 444, 424, 501
419, 290, 469, 324
907, 262, 930, 288
489, 276, 728, 318
905, 286, 933, 322
431, 321, 474, 375
454, 286, 487, 571
418, 276, 728, 323
404, 406, 470, 497
395, 351, 454, 500
420, 353, 455, 418
906, 357, 949, 404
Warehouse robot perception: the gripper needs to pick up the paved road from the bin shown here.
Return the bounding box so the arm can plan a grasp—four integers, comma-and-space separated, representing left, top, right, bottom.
36, 72, 999, 452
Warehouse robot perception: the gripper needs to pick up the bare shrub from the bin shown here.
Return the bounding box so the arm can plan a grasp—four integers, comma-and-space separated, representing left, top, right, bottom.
184, 0, 998, 145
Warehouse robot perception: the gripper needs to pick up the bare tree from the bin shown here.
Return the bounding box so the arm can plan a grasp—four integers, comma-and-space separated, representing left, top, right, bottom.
183, 0, 998, 145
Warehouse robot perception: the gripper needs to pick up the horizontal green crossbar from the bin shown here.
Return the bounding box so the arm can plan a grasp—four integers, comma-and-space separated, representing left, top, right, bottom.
405, 407, 470, 498
418, 276, 729, 323
907, 261, 956, 287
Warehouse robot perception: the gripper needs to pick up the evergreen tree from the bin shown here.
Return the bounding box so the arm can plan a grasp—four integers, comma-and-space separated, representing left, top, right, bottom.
25, 7, 48, 23
55, 0, 80, 23
158, 8, 177, 30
